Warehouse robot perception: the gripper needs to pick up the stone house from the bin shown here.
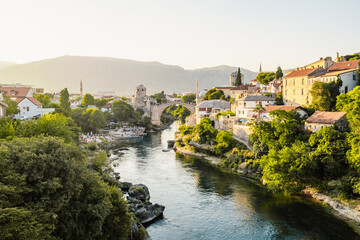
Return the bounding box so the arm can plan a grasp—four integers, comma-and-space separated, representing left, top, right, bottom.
196, 100, 231, 124
305, 111, 347, 132
236, 95, 275, 119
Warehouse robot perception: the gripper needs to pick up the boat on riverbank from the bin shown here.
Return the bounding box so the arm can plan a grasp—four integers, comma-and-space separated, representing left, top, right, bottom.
109, 127, 146, 139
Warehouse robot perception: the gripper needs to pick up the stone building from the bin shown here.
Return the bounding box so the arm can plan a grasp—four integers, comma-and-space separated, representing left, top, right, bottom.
305, 111, 348, 132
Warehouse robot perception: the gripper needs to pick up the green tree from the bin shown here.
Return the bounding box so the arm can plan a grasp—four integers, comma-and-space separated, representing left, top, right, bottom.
70, 108, 106, 132
112, 100, 137, 122
2, 96, 19, 116
95, 98, 108, 108
34, 94, 51, 108
151, 91, 167, 104
344, 52, 360, 61
15, 113, 80, 143
194, 117, 218, 144
203, 88, 226, 100
59, 88, 71, 116
0, 137, 132, 239
310, 78, 342, 111
213, 130, 238, 155
256, 72, 276, 85
181, 93, 196, 103
275, 66, 283, 79
275, 92, 284, 105
82, 93, 95, 107
235, 67, 242, 86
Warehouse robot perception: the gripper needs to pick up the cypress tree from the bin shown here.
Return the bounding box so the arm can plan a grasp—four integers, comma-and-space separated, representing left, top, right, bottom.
235, 67, 242, 86
275, 66, 283, 79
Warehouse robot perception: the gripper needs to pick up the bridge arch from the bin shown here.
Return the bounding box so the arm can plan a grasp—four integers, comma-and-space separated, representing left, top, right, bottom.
151, 102, 195, 125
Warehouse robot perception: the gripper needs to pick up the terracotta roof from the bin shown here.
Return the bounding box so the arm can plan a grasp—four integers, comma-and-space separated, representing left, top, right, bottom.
0, 87, 31, 97
230, 85, 251, 91
15, 97, 42, 106
323, 69, 357, 77
284, 68, 319, 78
250, 79, 257, 82
273, 82, 282, 88
305, 111, 346, 124
264, 105, 303, 113
328, 60, 360, 72
103, 103, 112, 108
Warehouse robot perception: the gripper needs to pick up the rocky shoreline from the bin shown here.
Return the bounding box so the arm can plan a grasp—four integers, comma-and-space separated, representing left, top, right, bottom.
117, 180, 165, 240
174, 144, 360, 233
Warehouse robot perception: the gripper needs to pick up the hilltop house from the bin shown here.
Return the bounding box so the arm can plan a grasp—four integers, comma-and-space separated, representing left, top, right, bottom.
236, 95, 275, 119
305, 111, 348, 132
15, 97, 55, 118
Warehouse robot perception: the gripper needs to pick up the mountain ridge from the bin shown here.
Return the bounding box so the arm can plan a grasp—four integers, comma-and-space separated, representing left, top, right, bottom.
0, 55, 258, 95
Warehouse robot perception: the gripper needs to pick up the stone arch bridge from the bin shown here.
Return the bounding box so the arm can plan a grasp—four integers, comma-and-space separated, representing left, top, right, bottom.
151, 102, 195, 125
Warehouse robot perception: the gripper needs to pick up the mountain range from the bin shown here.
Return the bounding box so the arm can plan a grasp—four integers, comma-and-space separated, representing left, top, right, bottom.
0, 56, 258, 96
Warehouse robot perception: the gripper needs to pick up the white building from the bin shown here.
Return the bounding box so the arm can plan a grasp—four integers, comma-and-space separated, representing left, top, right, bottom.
166, 95, 181, 102
0, 91, 8, 118
309, 60, 359, 94
196, 100, 231, 124
236, 95, 275, 119
15, 97, 54, 118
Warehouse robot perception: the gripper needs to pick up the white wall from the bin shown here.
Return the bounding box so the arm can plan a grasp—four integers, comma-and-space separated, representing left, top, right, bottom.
340, 71, 359, 94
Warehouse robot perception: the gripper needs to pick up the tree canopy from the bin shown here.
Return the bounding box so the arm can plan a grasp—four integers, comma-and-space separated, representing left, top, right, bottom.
310, 78, 342, 111
256, 72, 276, 85
82, 93, 95, 107
151, 91, 167, 104
181, 93, 196, 103
59, 88, 71, 116
275, 66, 283, 79
202, 88, 227, 101
2, 96, 19, 116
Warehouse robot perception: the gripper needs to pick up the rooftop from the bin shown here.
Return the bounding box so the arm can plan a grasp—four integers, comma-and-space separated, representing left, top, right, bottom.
230, 85, 252, 91
328, 60, 360, 72
15, 97, 42, 106
305, 111, 346, 124
0, 87, 31, 98
197, 100, 230, 109
239, 95, 275, 102
284, 67, 320, 78
264, 105, 303, 113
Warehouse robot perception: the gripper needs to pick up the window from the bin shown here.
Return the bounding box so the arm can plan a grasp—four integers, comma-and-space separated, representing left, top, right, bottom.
302, 79, 304, 85
27, 107, 29, 111
285, 90, 288, 96
301, 89, 304, 95
293, 79, 296, 85
293, 89, 296, 95
286, 80, 287, 86
345, 86, 348, 94
354, 74, 356, 81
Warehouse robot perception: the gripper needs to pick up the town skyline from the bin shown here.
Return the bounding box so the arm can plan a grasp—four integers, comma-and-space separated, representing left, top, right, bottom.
1, 0, 359, 71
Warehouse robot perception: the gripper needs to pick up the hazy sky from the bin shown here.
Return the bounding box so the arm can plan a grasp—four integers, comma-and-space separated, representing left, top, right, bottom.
0, 0, 359, 71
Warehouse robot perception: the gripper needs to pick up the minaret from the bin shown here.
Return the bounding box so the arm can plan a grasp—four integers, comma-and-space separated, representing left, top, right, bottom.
196, 79, 199, 105
259, 62, 262, 73
80, 80, 83, 98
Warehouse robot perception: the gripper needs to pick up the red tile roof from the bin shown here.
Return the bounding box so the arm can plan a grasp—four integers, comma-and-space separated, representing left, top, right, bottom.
305, 111, 346, 124
15, 97, 42, 106
230, 85, 251, 91
264, 105, 304, 113
284, 68, 319, 78
328, 60, 360, 72
0, 87, 31, 98
273, 82, 282, 88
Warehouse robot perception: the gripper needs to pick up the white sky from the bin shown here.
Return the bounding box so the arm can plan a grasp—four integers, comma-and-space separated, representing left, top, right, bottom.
0, 0, 359, 71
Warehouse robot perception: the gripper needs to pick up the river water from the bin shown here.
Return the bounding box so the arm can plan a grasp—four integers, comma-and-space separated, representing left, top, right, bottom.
114, 123, 360, 240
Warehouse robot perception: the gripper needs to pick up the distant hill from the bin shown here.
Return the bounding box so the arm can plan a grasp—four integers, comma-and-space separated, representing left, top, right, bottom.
0, 56, 257, 95
0, 61, 17, 70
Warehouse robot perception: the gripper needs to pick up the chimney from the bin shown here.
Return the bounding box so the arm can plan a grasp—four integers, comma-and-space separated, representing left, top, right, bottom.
320, 57, 323, 60
336, 52, 339, 59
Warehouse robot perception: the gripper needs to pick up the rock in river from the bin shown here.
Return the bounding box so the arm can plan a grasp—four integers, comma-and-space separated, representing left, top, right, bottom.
128, 184, 150, 201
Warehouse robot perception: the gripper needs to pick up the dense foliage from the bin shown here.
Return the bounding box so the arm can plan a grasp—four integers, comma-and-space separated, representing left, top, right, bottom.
151, 91, 167, 104
59, 88, 71, 116
256, 72, 276, 85
202, 88, 228, 101
275, 92, 284, 105
344, 52, 360, 61
0, 114, 133, 239
71, 108, 107, 133
81, 93, 96, 107
2, 96, 19, 116
310, 78, 342, 111
161, 105, 191, 125
181, 93, 196, 103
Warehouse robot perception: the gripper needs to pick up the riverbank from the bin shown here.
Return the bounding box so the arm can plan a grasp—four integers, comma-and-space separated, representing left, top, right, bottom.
174, 143, 360, 234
